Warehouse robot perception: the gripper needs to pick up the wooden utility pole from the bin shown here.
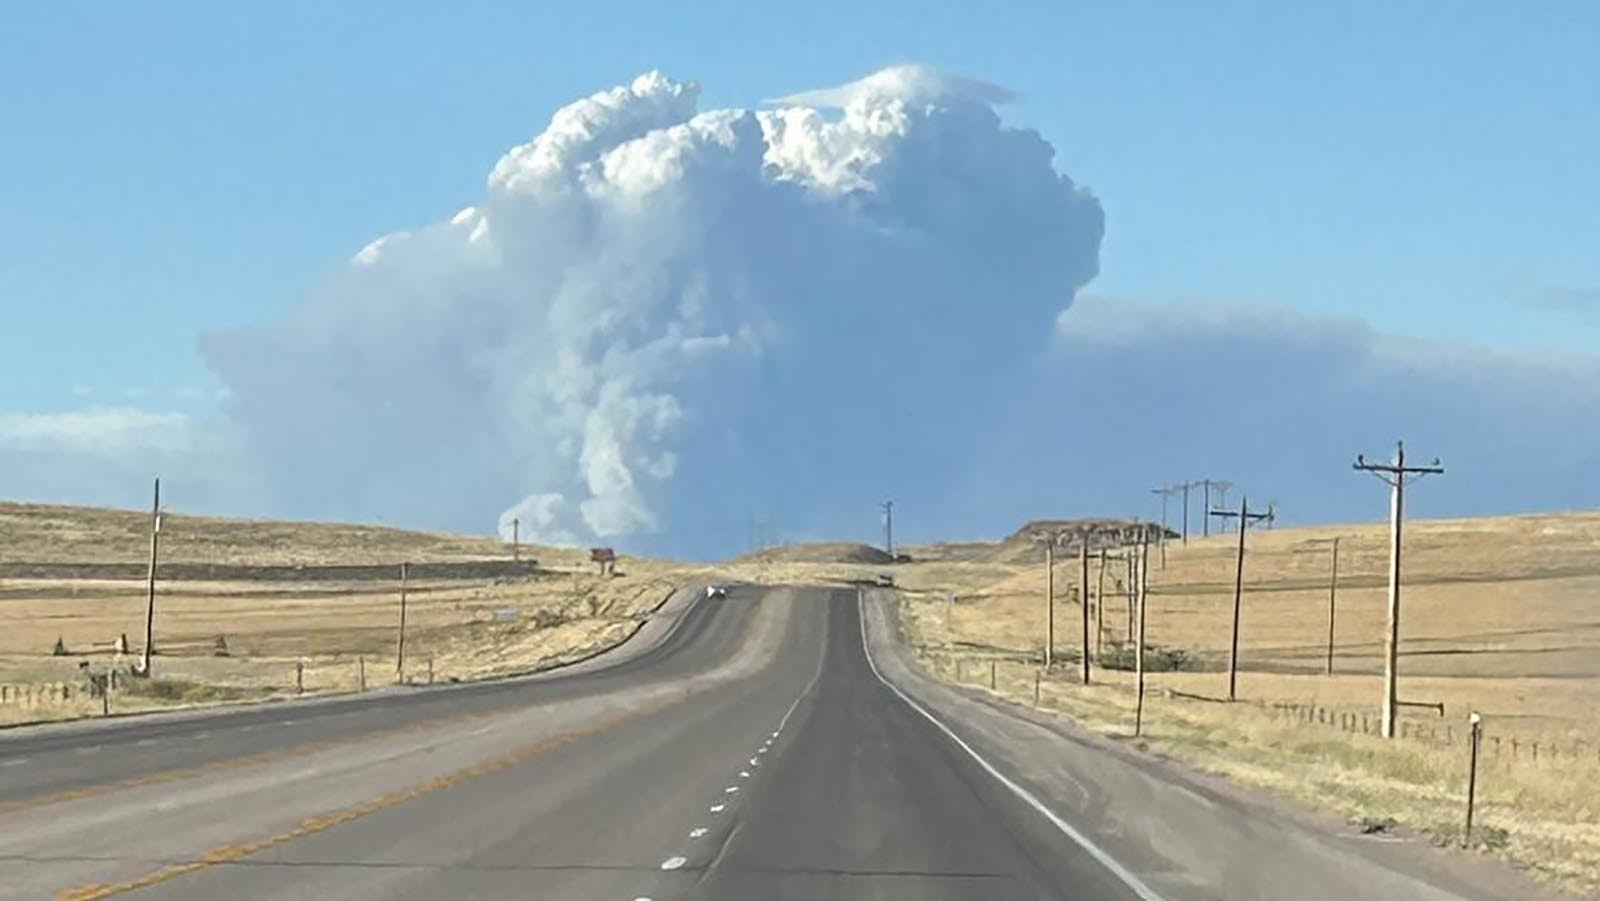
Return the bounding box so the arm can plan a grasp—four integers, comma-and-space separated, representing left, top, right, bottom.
1325, 537, 1340, 675
1096, 548, 1108, 654
1355, 440, 1444, 738
881, 500, 894, 559
1197, 479, 1231, 537
1180, 482, 1193, 545
1079, 542, 1091, 684
1125, 551, 1136, 642
1043, 540, 1055, 668
1464, 711, 1483, 846
1149, 486, 1179, 567
1210, 496, 1270, 702
139, 477, 162, 677
395, 562, 409, 682
1134, 532, 1150, 736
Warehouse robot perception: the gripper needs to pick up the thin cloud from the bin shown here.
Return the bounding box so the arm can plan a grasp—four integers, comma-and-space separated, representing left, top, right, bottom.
1528, 283, 1600, 313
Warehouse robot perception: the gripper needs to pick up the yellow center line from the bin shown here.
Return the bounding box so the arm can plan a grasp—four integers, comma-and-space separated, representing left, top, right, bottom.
0, 705, 512, 817
55, 683, 717, 900
55, 601, 770, 899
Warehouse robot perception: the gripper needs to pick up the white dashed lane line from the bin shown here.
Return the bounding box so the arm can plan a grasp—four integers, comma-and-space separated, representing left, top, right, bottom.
710, 804, 725, 813
723, 786, 739, 794
72, 745, 102, 755
660, 856, 687, 871
690, 827, 708, 838
0, 758, 27, 767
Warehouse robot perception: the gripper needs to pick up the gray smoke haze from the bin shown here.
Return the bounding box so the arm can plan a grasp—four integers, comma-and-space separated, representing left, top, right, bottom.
200, 67, 1105, 554
926, 295, 1600, 539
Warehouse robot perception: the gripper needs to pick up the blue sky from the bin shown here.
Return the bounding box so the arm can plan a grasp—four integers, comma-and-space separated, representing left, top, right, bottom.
4, 2, 1595, 416
1, 3, 1597, 548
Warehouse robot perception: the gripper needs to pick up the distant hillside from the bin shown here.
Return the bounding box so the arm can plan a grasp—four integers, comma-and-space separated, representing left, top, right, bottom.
995, 518, 1173, 563
0, 501, 525, 567
732, 542, 894, 566
898, 541, 1002, 563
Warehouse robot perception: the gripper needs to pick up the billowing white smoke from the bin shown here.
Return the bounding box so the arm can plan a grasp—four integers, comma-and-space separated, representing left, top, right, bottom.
202, 67, 1104, 553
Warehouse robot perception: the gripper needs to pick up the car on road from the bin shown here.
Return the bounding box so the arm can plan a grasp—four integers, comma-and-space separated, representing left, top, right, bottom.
705, 582, 729, 599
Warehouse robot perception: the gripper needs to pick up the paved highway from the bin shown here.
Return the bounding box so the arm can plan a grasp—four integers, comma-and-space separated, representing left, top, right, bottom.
0, 583, 748, 808
0, 585, 1546, 900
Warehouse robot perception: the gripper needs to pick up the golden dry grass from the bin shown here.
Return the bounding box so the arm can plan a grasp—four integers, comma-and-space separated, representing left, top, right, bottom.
0, 502, 706, 725
877, 511, 1600, 896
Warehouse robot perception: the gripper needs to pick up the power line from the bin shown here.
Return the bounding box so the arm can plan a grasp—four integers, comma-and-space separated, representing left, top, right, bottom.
1354, 440, 1444, 739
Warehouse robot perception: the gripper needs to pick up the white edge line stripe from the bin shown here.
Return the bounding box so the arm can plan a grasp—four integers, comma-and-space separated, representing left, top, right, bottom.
856, 589, 1167, 901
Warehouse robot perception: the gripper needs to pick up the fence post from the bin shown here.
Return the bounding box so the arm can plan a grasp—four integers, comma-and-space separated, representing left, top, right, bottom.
428, 655, 435, 686
296, 660, 305, 695
1464, 712, 1482, 847
358, 655, 366, 692
989, 660, 997, 690
1033, 670, 1041, 707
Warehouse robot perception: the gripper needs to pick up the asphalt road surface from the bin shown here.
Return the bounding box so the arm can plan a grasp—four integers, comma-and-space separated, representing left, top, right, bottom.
0, 585, 753, 808
0, 585, 1543, 900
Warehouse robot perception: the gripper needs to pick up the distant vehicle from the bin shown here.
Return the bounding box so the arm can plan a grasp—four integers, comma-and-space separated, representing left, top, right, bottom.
875, 573, 894, 587
705, 583, 729, 599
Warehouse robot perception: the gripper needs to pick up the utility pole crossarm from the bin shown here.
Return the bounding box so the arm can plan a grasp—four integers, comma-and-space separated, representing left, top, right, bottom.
1352, 440, 1445, 739
1208, 508, 1270, 525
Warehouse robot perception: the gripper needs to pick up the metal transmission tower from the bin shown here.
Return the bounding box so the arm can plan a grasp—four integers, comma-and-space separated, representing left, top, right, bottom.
1354, 441, 1444, 739
1209, 496, 1272, 701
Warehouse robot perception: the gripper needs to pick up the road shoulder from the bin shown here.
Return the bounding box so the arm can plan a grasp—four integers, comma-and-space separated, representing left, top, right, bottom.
859, 587, 1563, 901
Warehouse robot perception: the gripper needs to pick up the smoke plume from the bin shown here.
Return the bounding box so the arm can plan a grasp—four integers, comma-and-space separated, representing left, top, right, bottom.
201, 67, 1106, 553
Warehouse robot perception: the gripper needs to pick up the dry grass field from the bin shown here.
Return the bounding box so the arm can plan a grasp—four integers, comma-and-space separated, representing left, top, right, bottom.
0, 502, 705, 725
878, 512, 1600, 896
720, 511, 1600, 894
